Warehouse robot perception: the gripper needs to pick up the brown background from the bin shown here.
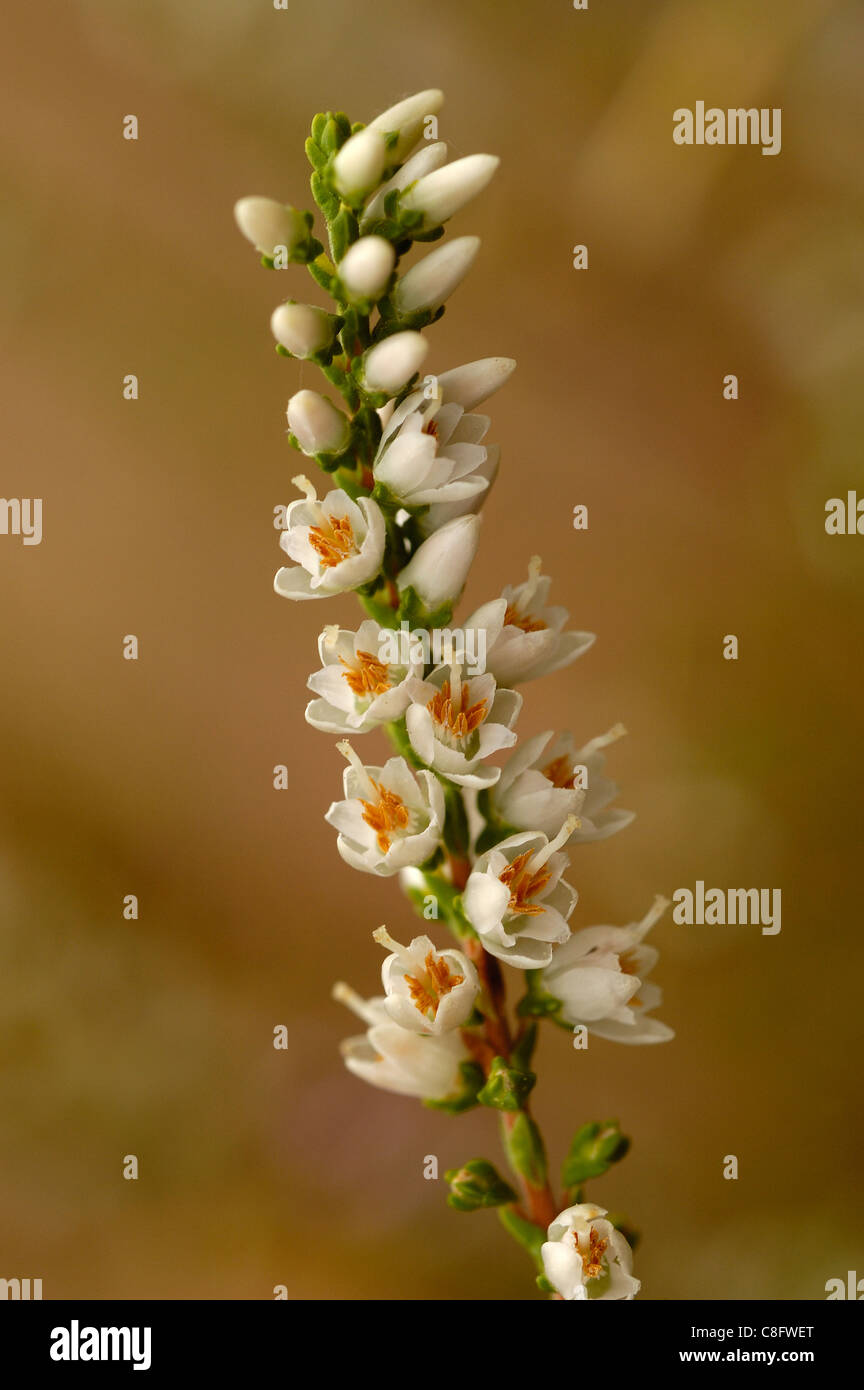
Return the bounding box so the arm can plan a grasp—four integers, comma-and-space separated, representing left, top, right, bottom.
1, 0, 862, 1298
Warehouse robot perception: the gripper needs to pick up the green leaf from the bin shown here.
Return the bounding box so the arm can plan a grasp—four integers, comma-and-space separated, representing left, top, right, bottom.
501, 1112, 548, 1187
561, 1119, 630, 1190
510, 1023, 539, 1072
445, 1159, 517, 1212
477, 1056, 536, 1112
497, 1206, 545, 1268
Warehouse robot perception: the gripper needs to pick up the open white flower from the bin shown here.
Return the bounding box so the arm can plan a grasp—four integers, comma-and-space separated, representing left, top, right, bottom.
305, 620, 424, 733
333, 982, 468, 1100
541, 896, 673, 1045
462, 557, 595, 685
462, 822, 578, 968
542, 1203, 640, 1301
325, 742, 445, 876
372, 926, 479, 1034
492, 725, 634, 843
373, 380, 493, 510
275, 478, 385, 601
405, 663, 521, 789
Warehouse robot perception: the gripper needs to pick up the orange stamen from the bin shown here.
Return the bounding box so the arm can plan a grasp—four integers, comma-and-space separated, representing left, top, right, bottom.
339, 650, 392, 697
504, 602, 546, 633
427, 680, 488, 740
404, 951, 465, 1019
499, 849, 552, 916
360, 779, 410, 855
309, 515, 355, 569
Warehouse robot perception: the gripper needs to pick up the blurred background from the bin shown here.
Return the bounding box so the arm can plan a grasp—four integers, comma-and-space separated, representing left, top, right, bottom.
2, 0, 863, 1299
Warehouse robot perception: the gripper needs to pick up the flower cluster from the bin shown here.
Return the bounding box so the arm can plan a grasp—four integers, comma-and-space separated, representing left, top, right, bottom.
236, 88, 672, 1302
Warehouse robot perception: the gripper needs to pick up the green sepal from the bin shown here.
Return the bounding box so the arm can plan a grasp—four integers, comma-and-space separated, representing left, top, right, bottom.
445, 1159, 517, 1212
497, 1206, 546, 1268
275, 344, 291, 358
478, 1056, 536, 1112
423, 1060, 485, 1115
536, 1274, 556, 1294
396, 584, 453, 631
561, 1119, 630, 1190
501, 1112, 548, 1187
516, 969, 565, 1023
310, 170, 340, 224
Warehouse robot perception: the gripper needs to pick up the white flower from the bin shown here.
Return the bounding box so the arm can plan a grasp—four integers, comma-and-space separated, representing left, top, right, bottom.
541, 896, 674, 1045
420, 444, 499, 535
400, 154, 500, 227
393, 237, 480, 314
360, 142, 448, 231
233, 197, 307, 257
338, 236, 396, 302
372, 383, 492, 512
362, 331, 429, 394
541, 1203, 640, 1301
332, 982, 468, 1100
305, 619, 424, 733
492, 725, 634, 843
332, 127, 388, 200
325, 742, 445, 876
366, 88, 445, 163
274, 477, 385, 601
435, 356, 516, 410
462, 557, 595, 685
286, 389, 350, 457
270, 302, 335, 358
372, 926, 479, 1034
396, 515, 480, 611
405, 663, 521, 789
462, 822, 578, 969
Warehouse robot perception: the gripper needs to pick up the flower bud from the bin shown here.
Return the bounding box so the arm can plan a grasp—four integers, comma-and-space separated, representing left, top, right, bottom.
338, 236, 396, 302
393, 237, 480, 314
332, 128, 388, 200
400, 154, 499, 227
445, 1159, 517, 1213
363, 331, 428, 394
270, 302, 336, 358
367, 88, 445, 163
233, 197, 307, 257
286, 389, 349, 457
361, 142, 448, 230
397, 514, 480, 609
437, 356, 517, 410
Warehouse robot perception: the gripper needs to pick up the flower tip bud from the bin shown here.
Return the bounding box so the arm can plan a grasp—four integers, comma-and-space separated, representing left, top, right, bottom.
363, 330, 429, 394
270, 302, 334, 358
397, 513, 481, 609
393, 236, 481, 313
339, 236, 396, 302
233, 196, 305, 257
286, 390, 349, 457
437, 356, 517, 410
401, 153, 500, 226
332, 127, 388, 200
